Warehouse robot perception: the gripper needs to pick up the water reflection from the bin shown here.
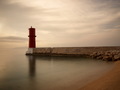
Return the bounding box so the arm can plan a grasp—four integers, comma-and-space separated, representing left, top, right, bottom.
25, 55, 114, 90
0, 49, 114, 90
27, 55, 36, 77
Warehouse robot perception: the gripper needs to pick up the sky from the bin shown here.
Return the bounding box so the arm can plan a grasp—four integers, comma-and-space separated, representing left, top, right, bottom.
0, 0, 120, 48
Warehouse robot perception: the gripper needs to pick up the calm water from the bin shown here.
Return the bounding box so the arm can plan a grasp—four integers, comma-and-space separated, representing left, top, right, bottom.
0, 48, 114, 90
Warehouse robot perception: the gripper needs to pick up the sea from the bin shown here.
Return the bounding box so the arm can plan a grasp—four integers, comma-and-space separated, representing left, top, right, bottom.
0, 48, 114, 90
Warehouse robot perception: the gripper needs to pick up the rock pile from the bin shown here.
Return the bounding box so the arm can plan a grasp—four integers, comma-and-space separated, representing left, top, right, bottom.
90, 50, 120, 61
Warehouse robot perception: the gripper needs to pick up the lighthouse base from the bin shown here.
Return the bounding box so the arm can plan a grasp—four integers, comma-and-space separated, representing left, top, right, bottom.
26, 48, 34, 55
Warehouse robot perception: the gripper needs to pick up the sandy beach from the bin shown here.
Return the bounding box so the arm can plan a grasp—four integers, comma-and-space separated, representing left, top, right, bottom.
79, 61, 120, 90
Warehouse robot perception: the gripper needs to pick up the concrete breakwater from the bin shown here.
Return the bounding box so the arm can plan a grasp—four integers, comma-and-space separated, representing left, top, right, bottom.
26, 47, 120, 61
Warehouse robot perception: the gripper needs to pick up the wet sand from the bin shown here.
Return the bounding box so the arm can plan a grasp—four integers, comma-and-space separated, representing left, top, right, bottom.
79, 61, 120, 90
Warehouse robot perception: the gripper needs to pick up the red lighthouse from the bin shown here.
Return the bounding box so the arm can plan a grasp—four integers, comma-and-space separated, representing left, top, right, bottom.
28, 26, 36, 48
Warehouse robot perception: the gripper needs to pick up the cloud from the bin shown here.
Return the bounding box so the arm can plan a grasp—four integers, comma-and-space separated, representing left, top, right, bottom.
0, 36, 27, 42
0, 36, 28, 48
0, 0, 120, 47
0, 0, 55, 35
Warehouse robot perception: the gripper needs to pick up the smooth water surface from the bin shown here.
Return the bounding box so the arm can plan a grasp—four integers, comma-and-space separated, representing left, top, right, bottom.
0, 48, 114, 90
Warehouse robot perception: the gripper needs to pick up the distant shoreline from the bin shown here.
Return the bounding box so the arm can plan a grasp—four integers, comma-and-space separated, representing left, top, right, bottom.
79, 61, 120, 90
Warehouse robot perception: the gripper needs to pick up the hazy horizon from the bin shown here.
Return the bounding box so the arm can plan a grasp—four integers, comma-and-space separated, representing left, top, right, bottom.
0, 0, 120, 48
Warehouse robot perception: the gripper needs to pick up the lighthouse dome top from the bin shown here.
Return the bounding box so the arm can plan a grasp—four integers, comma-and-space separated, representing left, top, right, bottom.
29, 26, 35, 30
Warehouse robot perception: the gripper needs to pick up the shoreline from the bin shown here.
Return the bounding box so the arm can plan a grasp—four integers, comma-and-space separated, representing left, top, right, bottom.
79, 60, 120, 90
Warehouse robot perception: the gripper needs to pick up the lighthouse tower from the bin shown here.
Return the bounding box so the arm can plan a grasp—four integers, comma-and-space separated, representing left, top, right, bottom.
28, 26, 36, 48
26, 26, 36, 54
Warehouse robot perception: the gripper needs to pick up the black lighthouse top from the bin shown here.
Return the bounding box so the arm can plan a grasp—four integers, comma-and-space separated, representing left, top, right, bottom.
28, 26, 36, 37
29, 26, 35, 30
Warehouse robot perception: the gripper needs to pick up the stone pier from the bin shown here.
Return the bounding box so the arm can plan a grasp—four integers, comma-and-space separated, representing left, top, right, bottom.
26, 46, 120, 61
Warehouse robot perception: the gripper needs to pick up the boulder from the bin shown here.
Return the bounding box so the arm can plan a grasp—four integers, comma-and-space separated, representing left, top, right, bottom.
114, 55, 120, 60
103, 55, 112, 61
96, 56, 103, 60
105, 51, 111, 56
90, 52, 97, 58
